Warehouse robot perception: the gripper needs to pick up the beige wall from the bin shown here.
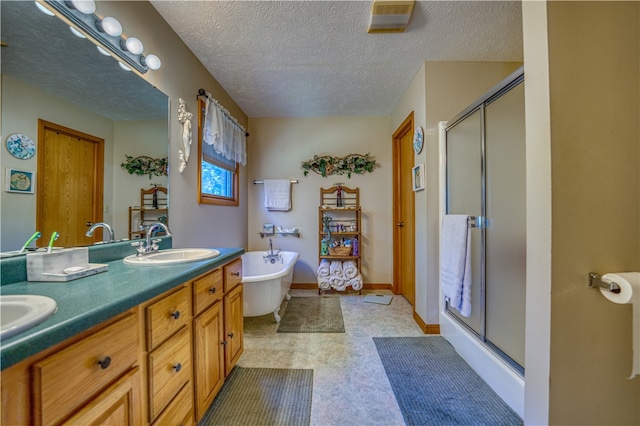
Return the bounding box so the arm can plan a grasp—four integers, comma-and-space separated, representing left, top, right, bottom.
97, 1, 249, 249
246, 117, 392, 284
524, 1, 640, 424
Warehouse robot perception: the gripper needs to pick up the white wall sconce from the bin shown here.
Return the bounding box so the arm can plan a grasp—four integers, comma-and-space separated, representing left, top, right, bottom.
38, 0, 161, 74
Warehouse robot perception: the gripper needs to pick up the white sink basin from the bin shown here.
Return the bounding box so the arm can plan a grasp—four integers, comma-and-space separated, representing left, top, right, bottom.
123, 248, 221, 266
0, 295, 58, 339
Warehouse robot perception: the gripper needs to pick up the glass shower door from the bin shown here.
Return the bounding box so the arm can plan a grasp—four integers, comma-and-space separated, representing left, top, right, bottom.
445, 109, 484, 335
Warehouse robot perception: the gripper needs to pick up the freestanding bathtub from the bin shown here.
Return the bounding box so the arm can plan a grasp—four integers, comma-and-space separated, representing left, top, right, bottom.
242, 251, 299, 322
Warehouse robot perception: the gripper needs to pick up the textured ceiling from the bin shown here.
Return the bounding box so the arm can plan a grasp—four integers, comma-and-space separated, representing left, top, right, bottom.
1, 1, 168, 121
151, 1, 523, 118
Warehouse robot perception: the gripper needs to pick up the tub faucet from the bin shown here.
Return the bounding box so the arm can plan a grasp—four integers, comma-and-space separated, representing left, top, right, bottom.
136, 222, 172, 256
85, 222, 115, 243
264, 238, 282, 264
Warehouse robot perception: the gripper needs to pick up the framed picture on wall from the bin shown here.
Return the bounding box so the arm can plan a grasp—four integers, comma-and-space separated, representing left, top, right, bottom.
5, 168, 35, 194
412, 164, 425, 192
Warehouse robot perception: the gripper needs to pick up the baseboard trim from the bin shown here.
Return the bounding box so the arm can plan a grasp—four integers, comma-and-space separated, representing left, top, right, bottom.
412, 311, 440, 335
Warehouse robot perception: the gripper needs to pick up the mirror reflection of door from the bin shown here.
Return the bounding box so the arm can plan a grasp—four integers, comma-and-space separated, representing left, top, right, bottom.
36, 120, 104, 247
392, 112, 416, 305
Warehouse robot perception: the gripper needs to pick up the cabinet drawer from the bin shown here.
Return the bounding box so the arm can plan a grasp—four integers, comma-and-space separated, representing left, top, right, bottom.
224, 258, 242, 292
151, 382, 193, 426
146, 286, 190, 351
33, 312, 138, 426
193, 268, 223, 316
148, 326, 192, 422
62, 367, 142, 426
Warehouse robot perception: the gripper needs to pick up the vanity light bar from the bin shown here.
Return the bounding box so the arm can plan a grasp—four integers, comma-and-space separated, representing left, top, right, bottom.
41, 0, 155, 74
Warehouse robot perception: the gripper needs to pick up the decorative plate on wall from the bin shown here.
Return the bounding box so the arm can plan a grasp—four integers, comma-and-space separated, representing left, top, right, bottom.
6, 133, 36, 160
413, 126, 424, 154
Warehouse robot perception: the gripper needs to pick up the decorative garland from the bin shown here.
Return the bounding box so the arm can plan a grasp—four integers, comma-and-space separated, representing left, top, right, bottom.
121, 155, 168, 179
301, 153, 377, 178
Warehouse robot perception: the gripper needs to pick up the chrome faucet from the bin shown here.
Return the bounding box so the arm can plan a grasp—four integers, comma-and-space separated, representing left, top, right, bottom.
263, 238, 282, 264
135, 222, 172, 256
85, 222, 115, 243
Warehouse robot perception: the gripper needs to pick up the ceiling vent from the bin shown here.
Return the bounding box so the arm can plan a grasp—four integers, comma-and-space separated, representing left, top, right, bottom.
367, 0, 415, 33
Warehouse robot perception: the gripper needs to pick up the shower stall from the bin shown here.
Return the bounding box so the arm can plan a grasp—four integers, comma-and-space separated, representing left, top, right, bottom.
439, 67, 526, 413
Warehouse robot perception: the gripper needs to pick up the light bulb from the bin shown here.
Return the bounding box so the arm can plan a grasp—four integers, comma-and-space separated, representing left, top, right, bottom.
69, 26, 86, 38
96, 46, 110, 56
96, 16, 122, 37
118, 62, 132, 72
35, 2, 55, 16
142, 54, 161, 70
70, 0, 96, 14
123, 37, 144, 55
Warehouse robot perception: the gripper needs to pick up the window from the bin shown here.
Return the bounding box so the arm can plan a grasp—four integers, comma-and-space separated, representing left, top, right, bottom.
198, 98, 239, 205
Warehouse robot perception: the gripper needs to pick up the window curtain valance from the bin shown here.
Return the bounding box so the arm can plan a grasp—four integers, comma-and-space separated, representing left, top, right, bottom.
202, 91, 247, 166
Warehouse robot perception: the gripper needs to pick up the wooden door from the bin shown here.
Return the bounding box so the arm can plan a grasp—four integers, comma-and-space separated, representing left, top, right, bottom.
392, 113, 415, 304
36, 120, 104, 247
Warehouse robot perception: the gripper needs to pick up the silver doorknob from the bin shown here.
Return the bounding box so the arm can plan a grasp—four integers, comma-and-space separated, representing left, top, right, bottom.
397, 222, 404, 227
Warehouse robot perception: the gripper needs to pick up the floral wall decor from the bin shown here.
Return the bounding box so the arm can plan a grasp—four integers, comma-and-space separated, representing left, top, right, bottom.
121, 155, 168, 179
301, 153, 377, 178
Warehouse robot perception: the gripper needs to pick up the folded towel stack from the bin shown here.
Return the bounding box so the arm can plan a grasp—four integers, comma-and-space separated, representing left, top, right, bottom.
317, 260, 362, 292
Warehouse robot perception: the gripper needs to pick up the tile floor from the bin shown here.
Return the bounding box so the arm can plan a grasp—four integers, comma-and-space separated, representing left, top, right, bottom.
239, 289, 425, 426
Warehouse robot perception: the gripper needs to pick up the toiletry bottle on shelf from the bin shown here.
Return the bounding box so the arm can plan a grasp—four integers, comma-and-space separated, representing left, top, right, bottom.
321, 238, 329, 256
352, 237, 359, 256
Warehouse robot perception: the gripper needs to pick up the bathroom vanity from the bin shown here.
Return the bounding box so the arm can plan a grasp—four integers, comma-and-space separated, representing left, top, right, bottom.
0, 241, 243, 426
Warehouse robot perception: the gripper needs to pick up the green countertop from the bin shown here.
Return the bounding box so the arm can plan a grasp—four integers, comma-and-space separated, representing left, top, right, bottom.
0, 247, 244, 369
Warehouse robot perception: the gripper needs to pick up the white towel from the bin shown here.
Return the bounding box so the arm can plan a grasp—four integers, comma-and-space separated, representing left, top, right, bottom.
343, 260, 358, 279
330, 275, 347, 291
329, 260, 343, 277
347, 273, 363, 291
317, 276, 331, 290
317, 259, 330, 278
263, 179, 291, 211
441, 215, 472, 317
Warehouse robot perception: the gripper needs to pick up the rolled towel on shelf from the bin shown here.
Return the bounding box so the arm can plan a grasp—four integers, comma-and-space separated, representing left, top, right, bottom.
317, 276, 331, 290
329, 260, 343, 277
347, 273, 363, 291
317, 259, 330, 278
330, 275, 347, 291
343, 260, 358, 279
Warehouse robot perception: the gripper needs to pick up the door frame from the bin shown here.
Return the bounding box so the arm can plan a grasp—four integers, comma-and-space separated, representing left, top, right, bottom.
36, 119, 104, 246
392, 112, 415, 297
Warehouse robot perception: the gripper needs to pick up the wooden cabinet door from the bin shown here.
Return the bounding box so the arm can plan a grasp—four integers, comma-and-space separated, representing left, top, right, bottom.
62, 367, 141, 426
223, 285, 243, 375
193, 301, 225, 422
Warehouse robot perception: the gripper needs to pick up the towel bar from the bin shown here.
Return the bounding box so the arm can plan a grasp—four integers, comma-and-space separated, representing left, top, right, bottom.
588, 272, 621, 293
467, 216, 487, 229
253, 180, 299, 184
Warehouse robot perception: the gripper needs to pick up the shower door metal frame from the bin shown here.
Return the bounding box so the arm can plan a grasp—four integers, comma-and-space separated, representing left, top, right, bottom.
444, 67, 525, 375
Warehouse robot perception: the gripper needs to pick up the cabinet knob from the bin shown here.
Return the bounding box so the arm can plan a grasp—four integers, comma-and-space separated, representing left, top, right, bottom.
209, 287, 216, 294
231, 271, 240, 277
170, 311, 180, 320
173, 363, 182, 372
97, 356, 112, 369
396, 222, 405, 227
221, 341, 227, 346
228, 332, 234, 338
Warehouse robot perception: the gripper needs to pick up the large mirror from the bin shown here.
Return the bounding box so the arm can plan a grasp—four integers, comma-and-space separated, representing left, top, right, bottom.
1, 1, 169, 252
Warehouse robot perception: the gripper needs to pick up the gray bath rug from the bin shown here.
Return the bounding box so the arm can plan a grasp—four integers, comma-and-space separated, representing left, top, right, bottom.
199, 367, 313, 426
277, 296, 345, 333
363, 293, 393, 305
374, 336, 522, 426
